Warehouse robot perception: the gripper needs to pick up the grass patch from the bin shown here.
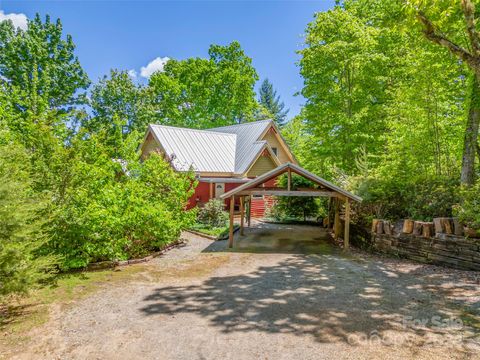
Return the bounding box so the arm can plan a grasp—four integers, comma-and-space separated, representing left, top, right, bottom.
188, 222, 240, 239
0, 264, 146, 350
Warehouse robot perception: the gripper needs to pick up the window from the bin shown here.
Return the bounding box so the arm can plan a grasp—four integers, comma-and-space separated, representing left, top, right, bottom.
271, 147, 278, 156
252, 194, 264, 199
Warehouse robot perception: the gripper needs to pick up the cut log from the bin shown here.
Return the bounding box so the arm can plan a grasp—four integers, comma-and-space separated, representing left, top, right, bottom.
413, 221, 423, 236
443, 219, 453, 234
403, 219, 414, 234
433, 218, 444, 234
453, 218, 463, 236
376, 220, 384, 235
384, 221, 392, 235
372, 219, 380, 234
421, 222, 434, 238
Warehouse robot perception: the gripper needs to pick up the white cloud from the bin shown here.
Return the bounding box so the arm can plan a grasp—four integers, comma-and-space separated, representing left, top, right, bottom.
0, 10, 28, 30
127, 69, 137, 79
140, 57, 170, 78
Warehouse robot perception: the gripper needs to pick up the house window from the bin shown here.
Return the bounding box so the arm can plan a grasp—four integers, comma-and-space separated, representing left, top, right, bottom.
271, 147, 278, 156
252, 194, 263, 199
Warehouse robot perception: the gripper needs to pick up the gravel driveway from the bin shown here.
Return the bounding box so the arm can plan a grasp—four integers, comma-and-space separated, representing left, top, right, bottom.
11, 223, 480, 360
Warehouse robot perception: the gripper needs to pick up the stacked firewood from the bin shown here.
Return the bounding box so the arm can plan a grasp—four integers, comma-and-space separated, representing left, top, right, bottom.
372, 217, 464, 238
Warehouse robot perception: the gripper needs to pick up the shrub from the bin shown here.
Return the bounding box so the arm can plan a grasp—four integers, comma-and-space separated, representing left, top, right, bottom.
197, 199, 229, 228
270, 174, 321, 221
453, 183, 480, 234
46, 132, 196, 270
354, 176, 460, 223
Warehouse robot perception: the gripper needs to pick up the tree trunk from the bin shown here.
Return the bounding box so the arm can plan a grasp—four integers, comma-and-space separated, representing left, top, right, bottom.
461, 76, 480, 185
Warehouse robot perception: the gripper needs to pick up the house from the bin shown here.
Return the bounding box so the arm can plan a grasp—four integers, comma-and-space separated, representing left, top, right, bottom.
140, 119, 297, 217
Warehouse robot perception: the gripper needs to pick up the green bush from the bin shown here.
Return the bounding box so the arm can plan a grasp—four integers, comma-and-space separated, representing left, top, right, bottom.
453, 184, 480, 234
197, 199, 228, 228
354, 176, 460, 223
270, 174, 322, 221
0, 143, 57, 297
46, 132, 196, 270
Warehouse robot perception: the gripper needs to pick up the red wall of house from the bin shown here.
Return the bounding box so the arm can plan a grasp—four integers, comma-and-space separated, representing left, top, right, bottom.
187, 178, 278, 217
187, 181, 210, 209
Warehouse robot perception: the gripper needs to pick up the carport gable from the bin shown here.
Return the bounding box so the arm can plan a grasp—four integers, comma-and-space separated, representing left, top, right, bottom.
220, 162, 361, 250
219, 162, 362, 202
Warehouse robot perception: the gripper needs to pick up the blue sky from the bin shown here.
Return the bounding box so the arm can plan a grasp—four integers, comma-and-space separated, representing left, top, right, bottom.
0, 0, 335, 118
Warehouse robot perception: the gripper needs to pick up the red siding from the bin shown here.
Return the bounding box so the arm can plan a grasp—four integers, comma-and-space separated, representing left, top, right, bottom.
187, 181, 210, 209
187, 177, 278, 217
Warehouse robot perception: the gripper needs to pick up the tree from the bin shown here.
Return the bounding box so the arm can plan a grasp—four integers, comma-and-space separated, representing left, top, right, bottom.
0, 14, 90, 115
89, 70, 150, 135
298, 5, 391, 175
148, 41, 258, 128
258, 78, 289, 125
0, 140, 56, 297
413, 0, 480, 185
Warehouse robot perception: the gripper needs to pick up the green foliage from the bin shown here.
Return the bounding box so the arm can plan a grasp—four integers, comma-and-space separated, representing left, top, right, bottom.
89, 70, 149, 134
354, 175, 460, 223
0, 14, 90, 114
0, 141, 56, 297
197, 199, 229, 228
258, 78, 289, 125
297, 0, 466, 180
46, 134, 196, 270
453, 184, 480, 233
148, 41, 259, 128
270, 174, 321, 221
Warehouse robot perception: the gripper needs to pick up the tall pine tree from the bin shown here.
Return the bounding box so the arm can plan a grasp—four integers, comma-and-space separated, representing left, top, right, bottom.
258, 78, 289, 125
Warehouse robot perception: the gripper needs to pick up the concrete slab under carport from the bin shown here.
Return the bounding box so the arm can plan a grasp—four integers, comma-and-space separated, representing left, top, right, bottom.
205, 220, 341, 255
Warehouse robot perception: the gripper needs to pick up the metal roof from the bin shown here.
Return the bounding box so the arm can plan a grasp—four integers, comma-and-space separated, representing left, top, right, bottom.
148, 120, 274, 175
220, 162, 363, 202
149, 124, 236, 173
209, 120, 272, 173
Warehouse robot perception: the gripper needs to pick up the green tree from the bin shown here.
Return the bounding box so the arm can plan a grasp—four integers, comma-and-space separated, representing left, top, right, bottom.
258, 78, 289, 125
411, 0, 480, 185
148, 41, 258, 128
0, 14, 90, 114
0, 140, 56, 297
299, 6, 390, 175
89, 70, 150, 135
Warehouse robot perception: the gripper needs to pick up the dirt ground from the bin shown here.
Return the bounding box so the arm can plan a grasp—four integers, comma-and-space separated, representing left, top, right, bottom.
5, 223, 480, 360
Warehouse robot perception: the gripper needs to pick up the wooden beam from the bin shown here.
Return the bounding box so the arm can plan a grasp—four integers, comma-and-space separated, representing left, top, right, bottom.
287, 168, 292, 191
344, 198, 350, 250
228, 196, 235, 248
209, 182, 213, 199
247, 195, 251, 227
237, 189, 338, 197
240, 196, 245, 236
334, 199, 341, 240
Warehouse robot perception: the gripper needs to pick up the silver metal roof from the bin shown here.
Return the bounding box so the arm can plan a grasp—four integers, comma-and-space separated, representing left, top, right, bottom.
148, 120, 274, 175
210, 120, 272, 173
150, 124, 236, 173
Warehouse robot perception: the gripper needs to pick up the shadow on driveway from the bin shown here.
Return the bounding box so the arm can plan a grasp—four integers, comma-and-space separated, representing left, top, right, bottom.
140, 224, 480, 348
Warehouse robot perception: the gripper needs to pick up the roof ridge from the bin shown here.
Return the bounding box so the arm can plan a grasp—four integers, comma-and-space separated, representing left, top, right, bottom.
150, 124, 237, 137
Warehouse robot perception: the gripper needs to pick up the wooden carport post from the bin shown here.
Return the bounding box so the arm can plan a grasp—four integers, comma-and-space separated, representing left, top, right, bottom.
334, 198, 341, 240
228, 195, 235, 248
344, 198, 350, 250
240, 196, 245, 236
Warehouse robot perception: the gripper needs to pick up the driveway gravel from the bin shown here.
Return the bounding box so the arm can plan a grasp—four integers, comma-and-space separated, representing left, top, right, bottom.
8, 223, 480, 360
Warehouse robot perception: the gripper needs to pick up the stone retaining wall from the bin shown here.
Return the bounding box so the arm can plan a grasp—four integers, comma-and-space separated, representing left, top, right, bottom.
369, 218, 480, 271
372, 233, 480, 271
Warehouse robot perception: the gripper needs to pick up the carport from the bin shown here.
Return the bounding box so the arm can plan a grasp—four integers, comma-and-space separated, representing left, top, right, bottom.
220, 162, 362, 249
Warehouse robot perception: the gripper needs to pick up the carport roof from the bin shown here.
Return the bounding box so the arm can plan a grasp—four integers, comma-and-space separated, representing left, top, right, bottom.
220, 162, 362, 202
